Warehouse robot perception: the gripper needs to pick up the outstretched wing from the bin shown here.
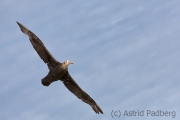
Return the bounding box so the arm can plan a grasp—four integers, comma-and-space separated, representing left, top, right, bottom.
61, 72, 103, 114
17, 22, 59, 68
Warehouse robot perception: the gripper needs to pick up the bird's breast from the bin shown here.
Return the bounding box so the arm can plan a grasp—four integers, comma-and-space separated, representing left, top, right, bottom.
50, 64, 67, 79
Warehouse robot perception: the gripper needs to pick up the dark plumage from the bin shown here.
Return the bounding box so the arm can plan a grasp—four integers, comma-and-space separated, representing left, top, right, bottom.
16, 22, 103, 114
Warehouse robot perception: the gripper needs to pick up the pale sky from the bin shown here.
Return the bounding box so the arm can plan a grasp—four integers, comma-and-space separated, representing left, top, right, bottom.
0, 0, 180, 120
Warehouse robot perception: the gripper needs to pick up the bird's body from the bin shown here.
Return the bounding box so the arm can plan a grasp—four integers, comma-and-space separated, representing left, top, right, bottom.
17, 22, 103, 114
42, 62, 66, 86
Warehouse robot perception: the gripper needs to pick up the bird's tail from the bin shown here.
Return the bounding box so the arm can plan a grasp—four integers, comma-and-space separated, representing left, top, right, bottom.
41, 72, 57, 86
91, 102, 103, 114
16, 21, 29, 36
42, 76, 52, 86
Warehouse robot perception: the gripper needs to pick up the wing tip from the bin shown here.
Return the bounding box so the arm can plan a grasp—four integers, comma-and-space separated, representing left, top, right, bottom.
16, 21, 29, 36
91, 103, 103, 114
16, 21, 20, 25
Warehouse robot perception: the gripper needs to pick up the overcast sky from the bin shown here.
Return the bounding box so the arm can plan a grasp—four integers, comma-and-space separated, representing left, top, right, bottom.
1, 0, 180, 120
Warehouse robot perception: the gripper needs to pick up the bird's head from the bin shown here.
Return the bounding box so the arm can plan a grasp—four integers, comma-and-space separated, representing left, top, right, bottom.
63, 60, 73, 66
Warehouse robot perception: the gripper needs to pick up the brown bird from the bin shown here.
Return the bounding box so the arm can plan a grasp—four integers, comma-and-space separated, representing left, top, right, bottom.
17, 22, 103, 114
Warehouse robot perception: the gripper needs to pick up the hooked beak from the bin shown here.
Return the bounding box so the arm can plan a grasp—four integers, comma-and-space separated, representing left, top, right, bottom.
69, 61, 73, 64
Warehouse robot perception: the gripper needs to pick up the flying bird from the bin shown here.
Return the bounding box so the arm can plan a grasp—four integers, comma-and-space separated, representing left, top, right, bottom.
16, 22, 103, 114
